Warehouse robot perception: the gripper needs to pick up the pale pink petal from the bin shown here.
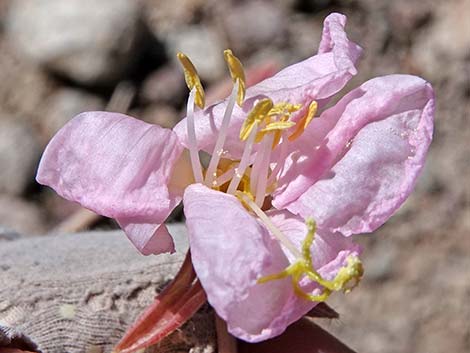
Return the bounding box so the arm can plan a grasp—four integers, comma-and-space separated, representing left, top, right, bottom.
37, 111, 183, 223
117, 220, 175, 255
318, 12, 362, 74
184, 184, 360, 342
183, 183, 291, 341
37, 111, 184, 255
275, 75, 435, 236
174, 13, 362, 159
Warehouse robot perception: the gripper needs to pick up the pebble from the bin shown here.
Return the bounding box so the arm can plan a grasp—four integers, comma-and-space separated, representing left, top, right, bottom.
6, 0, 145, 85
223, 1, 287, 54
41, 88, 105, 139
143, 0, 204, 36
0, 40, 53, 121
411, 0, 470, 81
0, 196, 46, 235
140, 65, 185, 105
0, 118, 41, 196
364, 240, 397, 282
165, 25, 225, 82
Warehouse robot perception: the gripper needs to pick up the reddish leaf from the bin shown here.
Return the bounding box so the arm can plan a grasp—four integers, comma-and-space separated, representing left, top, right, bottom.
114, 252, 207, 353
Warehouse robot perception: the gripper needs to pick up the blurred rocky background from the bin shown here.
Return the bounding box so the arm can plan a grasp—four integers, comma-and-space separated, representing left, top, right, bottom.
0, 0, 468, 352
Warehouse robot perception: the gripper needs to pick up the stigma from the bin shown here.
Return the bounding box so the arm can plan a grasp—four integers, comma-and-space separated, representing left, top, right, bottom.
258, 219, 364, 302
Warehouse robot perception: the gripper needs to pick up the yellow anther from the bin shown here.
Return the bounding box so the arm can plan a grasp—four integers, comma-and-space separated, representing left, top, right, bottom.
258, 217, 364, 302
268, 103, 302, 117
239, 98, 273, 141
177, 52, 205, 109
288, 100, 318, 141
261, 121, 296, 132
256, 120, 296, 146
224, 49, 246, 106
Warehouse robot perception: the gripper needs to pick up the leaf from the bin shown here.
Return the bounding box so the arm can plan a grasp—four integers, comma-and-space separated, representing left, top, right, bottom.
114, 252, 207, 353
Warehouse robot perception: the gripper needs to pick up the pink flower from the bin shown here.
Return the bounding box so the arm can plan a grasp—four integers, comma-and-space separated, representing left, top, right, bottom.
37, 13, 434, 344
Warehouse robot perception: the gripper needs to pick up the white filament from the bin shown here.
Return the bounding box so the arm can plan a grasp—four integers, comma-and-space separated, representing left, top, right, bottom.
186, 88, 204, 183
267, 133, 288, 185
205, 83, 239, 187
254, 134, 274, 206
237, 191, 301, 259
227, 122, 258, 194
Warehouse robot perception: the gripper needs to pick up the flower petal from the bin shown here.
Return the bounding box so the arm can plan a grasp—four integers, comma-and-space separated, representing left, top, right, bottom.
275, 75, 435, 235
174, 13, 361, 159
37, 111, 185, 255
183, 184, 291, 341
116, 220, 175, 255
37, 111, 183, 222
183, 184, 360, 342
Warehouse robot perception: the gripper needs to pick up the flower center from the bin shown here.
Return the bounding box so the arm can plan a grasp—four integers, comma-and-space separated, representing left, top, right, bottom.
178, 50, 363, 302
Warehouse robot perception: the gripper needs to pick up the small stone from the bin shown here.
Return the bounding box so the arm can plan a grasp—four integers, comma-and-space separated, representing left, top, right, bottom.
166, 25, 225, 82
286, 14, 323, 60
6, 0, 145, 85
59, 304, 76, 319
389, 0, 432, 43
143, 0, 205, 36
0, 196, 46, 235
41, 88, 105, 139
223, 1, 287, 54
0, 40, 53, 121
411, 0, 470, 81
140, 65, 185, 104
0, 118, 41, 196
364, 240, 397, 282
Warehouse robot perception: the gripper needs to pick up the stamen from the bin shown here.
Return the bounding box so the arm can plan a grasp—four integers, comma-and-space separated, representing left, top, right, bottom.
249, 140, 265, 195
267, 132, 288, 185
236, 191, 302, 259
268, 103, 302, 117
186, 88, 204, 183
256, 102, 301, 148
224, 49, 246, 106
256, 121, 296, 147
215, 166, 236, 186
239, 99, 273, 141
227, 122, 258, 194
254, 134, 274, 207
205, 83, 239, 187
177, 52, 205, 109
261, 121, 296, 132
288, 100, 318, 141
